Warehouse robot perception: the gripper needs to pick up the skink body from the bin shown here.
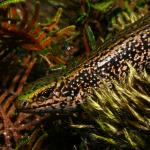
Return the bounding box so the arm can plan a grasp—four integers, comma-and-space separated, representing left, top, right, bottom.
17, 14, 150, 113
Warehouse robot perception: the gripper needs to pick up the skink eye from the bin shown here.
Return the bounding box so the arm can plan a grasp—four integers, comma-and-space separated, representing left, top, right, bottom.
41, 90, 51, 98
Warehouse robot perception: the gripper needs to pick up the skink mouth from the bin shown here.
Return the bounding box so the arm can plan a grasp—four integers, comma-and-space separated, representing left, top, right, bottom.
15, 99, 56, 113
15, 101, 56, 113
15, 99, 77, 114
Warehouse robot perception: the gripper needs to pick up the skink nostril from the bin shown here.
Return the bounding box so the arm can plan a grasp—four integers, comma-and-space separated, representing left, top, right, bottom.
22, 101, 29, 108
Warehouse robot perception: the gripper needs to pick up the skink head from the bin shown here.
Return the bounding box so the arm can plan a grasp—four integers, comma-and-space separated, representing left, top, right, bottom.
16, 76, 59, 113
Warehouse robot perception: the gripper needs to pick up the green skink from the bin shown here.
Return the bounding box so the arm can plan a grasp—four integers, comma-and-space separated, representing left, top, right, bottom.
16, 14, 150, 113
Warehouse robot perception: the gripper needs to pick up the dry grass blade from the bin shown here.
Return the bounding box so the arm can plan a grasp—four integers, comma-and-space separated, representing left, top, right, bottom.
0, 56, 48, 149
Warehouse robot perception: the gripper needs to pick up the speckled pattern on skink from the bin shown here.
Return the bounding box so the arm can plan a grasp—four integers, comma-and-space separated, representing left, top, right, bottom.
17, 14, 150, 113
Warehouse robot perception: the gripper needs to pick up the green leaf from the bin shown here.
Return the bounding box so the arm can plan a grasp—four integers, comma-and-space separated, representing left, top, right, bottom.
85, 25, 96, 51
91, 1, 114, 12
0, 0, 25, 8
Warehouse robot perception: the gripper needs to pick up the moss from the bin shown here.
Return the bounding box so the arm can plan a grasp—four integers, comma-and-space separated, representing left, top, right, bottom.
83, 66, 150, 149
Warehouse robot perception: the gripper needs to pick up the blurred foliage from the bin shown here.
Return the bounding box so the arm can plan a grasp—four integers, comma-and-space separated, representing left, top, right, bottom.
0, 0, 25, 8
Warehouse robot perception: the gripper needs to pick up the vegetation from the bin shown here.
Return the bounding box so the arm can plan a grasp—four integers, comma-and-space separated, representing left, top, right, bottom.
83, 65, 150, 149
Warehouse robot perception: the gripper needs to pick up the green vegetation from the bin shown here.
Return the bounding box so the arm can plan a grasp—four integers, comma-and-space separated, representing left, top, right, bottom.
83, 65, 150, 149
